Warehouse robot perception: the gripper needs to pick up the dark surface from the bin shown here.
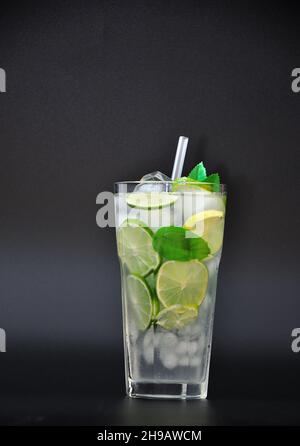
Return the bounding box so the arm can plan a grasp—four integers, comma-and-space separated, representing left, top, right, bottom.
0, 0, 300, 426
1, 348, 300, 426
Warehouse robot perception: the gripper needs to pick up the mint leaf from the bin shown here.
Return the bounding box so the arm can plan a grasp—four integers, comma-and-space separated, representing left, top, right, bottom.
205, 173, 220, 192
188, 162, 207, 182
153, 226, 210, 261
186, 162, 221, 192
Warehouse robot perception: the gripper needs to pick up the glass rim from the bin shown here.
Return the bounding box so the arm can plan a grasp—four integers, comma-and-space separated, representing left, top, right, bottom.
115, 180, 227, 189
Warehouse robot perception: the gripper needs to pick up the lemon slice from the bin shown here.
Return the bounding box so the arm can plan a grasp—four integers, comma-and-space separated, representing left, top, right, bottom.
156, 304, 198, 330
156, 260, 208, 308
126, 275, 152, 330
172, 177, 211, 192
184, 210, 225, 255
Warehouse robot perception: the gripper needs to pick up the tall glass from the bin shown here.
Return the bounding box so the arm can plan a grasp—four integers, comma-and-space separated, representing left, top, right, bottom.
114, 181, 226, 399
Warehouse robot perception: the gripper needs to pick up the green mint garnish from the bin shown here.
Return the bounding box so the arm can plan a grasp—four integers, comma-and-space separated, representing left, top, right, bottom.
188, 162, 207, 182
153, 226, 210, 261
205, 173, 220, 192
187, 162, 221, 191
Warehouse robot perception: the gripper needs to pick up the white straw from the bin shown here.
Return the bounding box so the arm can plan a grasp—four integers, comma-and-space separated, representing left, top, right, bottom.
171, 136, 189, 180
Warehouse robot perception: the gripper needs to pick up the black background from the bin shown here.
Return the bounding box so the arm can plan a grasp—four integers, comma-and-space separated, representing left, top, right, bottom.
0, 0, 300, 426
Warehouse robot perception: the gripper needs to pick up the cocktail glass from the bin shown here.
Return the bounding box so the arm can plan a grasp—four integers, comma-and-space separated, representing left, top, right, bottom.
114, 180, 226, 399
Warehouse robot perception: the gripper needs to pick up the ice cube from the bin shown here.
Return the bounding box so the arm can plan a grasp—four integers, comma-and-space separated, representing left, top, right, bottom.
159, 332, 178, 359
202, 193, 225, 213
178, 356, 190, 367
160, 353, 178, 369
181, 191, 225, 222
143, 330, 153, 349
176, 341, 188, 356
188, 341, 199, 355
135, 171, 171, 193
143, 346, 154, 364
180, 324, 192, 337
180, 320, 201, 339
160, 332, 178, 349
182, 192, 205, 221
142, 329, 162, 364
141, 171, 171, 182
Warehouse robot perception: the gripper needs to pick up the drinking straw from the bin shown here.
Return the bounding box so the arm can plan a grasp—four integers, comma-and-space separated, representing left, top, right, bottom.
171, 136, 189, 180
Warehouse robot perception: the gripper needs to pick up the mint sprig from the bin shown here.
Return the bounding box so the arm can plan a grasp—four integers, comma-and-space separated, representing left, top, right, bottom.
187, 162, 221, 192
188, 162, 207, 182
153, 226, 210, 261
205, 173, 220, 192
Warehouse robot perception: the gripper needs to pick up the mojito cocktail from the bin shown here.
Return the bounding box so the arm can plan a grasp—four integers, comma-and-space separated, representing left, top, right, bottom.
115, 164, 226, 399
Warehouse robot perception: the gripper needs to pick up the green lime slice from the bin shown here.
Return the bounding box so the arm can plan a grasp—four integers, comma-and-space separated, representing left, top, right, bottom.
156, 304, 198, 330
126, 192, 178, 210
156, 260, 208, 307
117, 221, 160, 277
126, 275, 152, 330
184, 210, 225, 255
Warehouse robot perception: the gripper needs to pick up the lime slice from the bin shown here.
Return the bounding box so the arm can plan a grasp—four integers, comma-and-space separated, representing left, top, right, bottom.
126, 192, 178, 210
156, 260, 208, 308
184, 210, 224, 255
126, 275, 152, 330
117, 221, 160, 277
156, 304, 198, 330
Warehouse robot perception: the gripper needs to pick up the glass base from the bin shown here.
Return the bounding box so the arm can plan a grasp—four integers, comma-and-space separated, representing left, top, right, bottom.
127, 378, 208, 400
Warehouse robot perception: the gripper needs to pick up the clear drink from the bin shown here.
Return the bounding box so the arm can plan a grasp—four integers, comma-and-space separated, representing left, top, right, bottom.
115, 180, 226, 399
